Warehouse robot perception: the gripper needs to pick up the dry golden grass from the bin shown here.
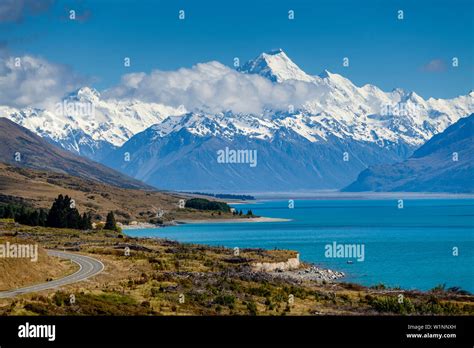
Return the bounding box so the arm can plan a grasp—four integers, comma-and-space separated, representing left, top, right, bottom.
0, 236, 77, 291
0, 163, 242, 223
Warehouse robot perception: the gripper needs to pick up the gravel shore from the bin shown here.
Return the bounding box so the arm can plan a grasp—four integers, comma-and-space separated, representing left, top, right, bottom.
272, 265, 345, 283
174, 217, 291, 224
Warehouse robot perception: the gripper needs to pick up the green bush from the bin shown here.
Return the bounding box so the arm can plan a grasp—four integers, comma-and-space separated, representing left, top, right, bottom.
368, 296, 415, 314
214, 294, 236, 308
246, 301, 257, 315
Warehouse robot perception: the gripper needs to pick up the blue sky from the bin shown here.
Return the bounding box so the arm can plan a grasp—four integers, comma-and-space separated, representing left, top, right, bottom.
1, 0, 473, 98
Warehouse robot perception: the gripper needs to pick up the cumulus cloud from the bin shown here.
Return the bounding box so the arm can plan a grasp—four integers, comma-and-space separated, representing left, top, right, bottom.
104, 61, 324, 115
0, 55, 85, 108
0, 55, 325, 115
0, 0, 54, 23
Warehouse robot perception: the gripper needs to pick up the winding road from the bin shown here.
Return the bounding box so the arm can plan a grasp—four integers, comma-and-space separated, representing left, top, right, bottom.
0, 250, 104, 298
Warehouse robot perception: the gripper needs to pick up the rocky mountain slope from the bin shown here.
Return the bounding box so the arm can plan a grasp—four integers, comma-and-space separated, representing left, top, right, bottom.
343, 114, 474, 193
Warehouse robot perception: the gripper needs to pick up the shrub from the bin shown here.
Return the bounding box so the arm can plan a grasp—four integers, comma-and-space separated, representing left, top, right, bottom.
246, 301, 257, 315
368, 296, 415, 314
214, 294, 236, 309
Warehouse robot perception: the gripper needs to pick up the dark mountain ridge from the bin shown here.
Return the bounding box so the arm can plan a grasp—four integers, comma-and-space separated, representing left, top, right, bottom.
343, 114, 474, 193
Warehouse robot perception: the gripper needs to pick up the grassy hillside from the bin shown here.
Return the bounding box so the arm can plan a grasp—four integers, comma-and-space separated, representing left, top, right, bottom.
0, 224, 76, 291
0, 163, 241, 223
0, 118, 151, 190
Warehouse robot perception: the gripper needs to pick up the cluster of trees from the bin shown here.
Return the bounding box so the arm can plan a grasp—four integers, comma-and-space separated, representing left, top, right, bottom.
0, 204, 48, 226
0, 194, 119, 231
46, 194, 92, 230
184, 198, 231, 212
181, 198, 255, 217
232, 209, 254, 217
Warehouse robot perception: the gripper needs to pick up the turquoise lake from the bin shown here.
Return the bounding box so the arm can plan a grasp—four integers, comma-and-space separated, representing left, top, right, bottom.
126, 199, 474, 292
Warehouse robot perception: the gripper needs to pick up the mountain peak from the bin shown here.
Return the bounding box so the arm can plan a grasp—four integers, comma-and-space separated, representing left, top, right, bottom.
240, 49, 314, 83
405, 91, 424, 103
66, 87, 101, 102
391, 87, 406, 95
318, 69, 333, 78
317, 69, 355, 89
265, 48, 285, 56
390, 88, 408, 101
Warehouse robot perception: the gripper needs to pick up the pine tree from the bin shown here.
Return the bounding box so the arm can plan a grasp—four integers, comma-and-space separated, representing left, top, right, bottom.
65, 207, 81, 229
104, 211, 117, 231
85, 212, 92, 229
47, 194, 65, 227
46, 194, 81, 228
79, 212, 92, 230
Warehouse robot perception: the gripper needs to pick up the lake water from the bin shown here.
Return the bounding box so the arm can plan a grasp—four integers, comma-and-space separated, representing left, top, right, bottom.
126, 199, 474, 292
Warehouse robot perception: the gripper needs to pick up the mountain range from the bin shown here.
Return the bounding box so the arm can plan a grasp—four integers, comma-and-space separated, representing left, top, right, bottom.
344, 114, 474, 193
1, 49, 473, 191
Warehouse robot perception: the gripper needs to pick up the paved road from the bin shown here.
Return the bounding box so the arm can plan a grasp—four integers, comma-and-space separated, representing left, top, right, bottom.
0, 250, 104, 298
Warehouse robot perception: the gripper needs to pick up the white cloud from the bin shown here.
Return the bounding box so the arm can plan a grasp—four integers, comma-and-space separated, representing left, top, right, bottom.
104, 61, 325, 115
0, 55, 84, 108
0, 56, 325, 115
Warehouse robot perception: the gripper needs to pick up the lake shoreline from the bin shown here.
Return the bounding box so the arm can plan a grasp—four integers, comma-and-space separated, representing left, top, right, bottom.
121, 218, 348, 285
247, 191, 474, 201
124, 198, 474, 293
121, 216, 291, 229
174, 216, 291, 224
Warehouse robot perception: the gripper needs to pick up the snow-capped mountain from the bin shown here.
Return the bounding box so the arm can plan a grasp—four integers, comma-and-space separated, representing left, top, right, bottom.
0, 87, 186, 160
103, 112, 413, 191
241, 50, 472, 148
1, 49, 473, 190
239, 48, 314, 83
155, 50, 472, 151
139, 90, 473, 150
344, 114, 474, 193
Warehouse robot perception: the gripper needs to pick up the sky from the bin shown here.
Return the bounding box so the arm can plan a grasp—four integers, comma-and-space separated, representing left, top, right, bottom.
0, 0, 473, 101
